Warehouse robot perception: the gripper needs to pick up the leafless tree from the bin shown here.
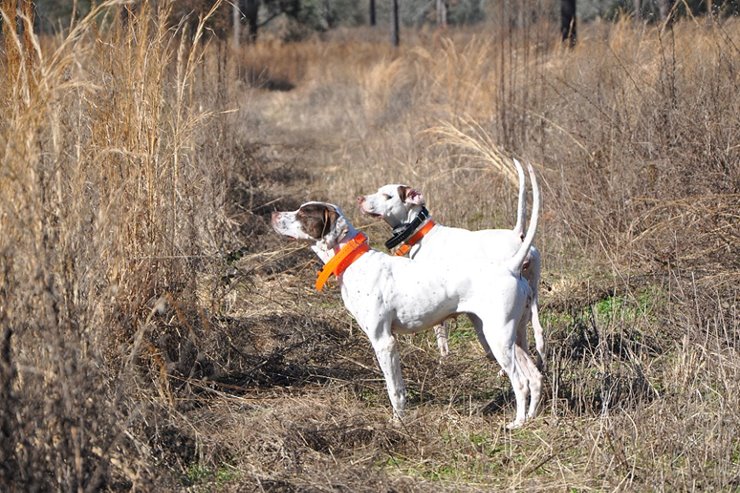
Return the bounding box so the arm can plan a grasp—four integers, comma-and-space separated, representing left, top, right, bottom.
391, 0, 399, 46
560, 0, 576, 47
232, 0, 240, 47
436, 0, 447, 28
659, 0, 675, 24
241, 0, 259, 43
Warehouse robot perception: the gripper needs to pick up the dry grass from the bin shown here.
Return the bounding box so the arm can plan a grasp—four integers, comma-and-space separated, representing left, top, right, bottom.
1, 2, 738, 491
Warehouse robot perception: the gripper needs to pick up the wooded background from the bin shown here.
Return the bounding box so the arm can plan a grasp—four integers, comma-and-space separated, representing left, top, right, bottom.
9, 0, 740, 43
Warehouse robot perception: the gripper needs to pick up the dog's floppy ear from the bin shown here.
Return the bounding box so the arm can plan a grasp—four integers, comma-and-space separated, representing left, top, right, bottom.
398, 186, 425, 206
321, 207, 335, 236
320, 205, 349, 250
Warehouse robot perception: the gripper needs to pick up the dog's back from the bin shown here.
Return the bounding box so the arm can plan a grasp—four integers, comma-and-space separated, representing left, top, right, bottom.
407, 224, 523, 264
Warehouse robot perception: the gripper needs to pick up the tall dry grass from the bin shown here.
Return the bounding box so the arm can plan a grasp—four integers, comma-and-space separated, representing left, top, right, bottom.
0, 1, 250, 489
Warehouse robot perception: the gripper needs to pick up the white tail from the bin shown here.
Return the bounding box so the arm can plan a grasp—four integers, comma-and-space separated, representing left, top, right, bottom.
512, 158, 526, 239
507, 162, 539, 273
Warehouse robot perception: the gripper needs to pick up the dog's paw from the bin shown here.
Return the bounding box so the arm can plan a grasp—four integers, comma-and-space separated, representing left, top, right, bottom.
389, 413, 408, 429
505, 419, 525, 430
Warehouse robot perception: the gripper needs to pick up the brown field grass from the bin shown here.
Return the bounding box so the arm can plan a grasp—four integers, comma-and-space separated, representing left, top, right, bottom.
1, 1, 738, 491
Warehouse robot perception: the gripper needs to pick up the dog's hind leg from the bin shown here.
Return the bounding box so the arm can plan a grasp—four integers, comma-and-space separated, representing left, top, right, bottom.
478, 311, 529, 429
514, 341, 542, 420
434, 323, 450, 357
531, 297, 546, 368
523, 247, 546, 367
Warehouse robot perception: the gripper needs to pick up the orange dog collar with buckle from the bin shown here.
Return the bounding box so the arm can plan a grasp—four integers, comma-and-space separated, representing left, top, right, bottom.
315, 233, 370, 291
393, 220, 436, 256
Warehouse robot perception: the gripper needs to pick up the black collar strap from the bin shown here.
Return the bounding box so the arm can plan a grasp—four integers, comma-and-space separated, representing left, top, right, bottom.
385, 207, 430, 250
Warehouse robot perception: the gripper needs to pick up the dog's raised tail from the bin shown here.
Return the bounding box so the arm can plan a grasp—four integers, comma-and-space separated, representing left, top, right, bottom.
507, 162, 539, 274
512, 158, 526, 239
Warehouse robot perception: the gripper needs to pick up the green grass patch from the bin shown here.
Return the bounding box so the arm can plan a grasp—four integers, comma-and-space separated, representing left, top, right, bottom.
447, 316, 479, 348
592, 286, 665, 324
184, 462, 240, 489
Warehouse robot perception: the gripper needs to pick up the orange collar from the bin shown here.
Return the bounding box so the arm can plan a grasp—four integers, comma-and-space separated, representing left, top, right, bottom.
315, 233, 370, 291
393, 220, 435, 256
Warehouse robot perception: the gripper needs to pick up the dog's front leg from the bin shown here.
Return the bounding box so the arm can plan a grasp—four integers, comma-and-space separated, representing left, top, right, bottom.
367, 328, 406, 419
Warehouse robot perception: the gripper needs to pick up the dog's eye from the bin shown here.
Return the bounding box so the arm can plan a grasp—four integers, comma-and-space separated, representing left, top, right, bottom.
382, 194, 392, 200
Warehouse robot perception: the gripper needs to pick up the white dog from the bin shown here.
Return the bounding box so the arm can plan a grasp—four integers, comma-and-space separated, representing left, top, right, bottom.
270, 165, 542, 429
357, 159, 545, 366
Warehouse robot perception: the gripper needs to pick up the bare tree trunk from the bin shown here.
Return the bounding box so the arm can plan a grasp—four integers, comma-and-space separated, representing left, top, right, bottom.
436, 0, 447, 28
232, 1, 240, 48
369, 0, 376, 26
0, 329, 18, 489
391, 0, 399, 47
242, 0, 259, 43
633, 0, 642, 20
560, 0, 576, 47
658, 0, 674, 24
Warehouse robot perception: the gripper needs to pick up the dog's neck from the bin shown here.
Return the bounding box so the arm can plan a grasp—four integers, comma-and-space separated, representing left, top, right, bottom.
386, 206, 432, 250
390, 206, 429, 235
387, 205, 425, 229
311, 225, 361, 264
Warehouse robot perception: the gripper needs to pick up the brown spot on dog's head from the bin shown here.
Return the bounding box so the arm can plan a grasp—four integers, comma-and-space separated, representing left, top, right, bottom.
397, 186, 410, 203
297, 203, 338, 240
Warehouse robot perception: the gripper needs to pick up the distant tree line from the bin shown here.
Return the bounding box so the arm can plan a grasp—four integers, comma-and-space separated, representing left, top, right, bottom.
2, 0, 738, 43
582, 0, 738, 21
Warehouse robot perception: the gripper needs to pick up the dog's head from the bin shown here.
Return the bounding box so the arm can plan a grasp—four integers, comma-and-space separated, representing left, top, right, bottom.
357, 184, 425, 228
271, 201, 353, 251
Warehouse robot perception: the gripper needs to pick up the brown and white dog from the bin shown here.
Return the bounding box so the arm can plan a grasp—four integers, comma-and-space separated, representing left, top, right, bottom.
357, 159, 545, 367
271, 164, 543, 429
